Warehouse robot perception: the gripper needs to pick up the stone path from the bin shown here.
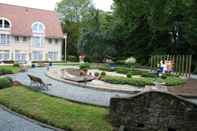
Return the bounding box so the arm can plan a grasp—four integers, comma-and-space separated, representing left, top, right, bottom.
9, 67, 131, 107
0, 107, 54, 131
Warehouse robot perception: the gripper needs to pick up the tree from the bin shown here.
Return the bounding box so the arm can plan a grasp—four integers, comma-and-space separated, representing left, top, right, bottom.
56, 0, 94, 58
112, 0, 196, 64
78, 10, 116, 62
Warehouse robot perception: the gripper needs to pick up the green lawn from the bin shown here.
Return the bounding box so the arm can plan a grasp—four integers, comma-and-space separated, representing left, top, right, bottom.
0, 86, 112, 131
0, 66, 21, 74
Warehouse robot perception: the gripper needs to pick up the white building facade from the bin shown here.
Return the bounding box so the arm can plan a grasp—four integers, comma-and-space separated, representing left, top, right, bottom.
0, 3, 65, 63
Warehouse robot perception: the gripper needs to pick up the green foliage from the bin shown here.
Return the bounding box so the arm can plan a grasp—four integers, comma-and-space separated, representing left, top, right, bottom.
161, 73, 180, 79
98, 64, 114, 72
13, 63, 20, 67
0, 77, 12, 89
101, 72, 106, 76
126, 72, 132, 78
0, 66, 20, 75
162, 77, 186, 86
102, 76, 154, 87
94, 72, 100, 77
79, 63, 90, 70
115, 67, 132, 74
68, 55, 79, 62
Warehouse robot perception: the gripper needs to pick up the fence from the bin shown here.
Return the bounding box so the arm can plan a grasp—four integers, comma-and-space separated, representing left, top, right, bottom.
150, 55, 192, 78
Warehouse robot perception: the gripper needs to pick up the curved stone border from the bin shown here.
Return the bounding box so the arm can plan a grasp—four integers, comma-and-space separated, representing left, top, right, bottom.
46, 70, 140, 95
0, 105, 65, 131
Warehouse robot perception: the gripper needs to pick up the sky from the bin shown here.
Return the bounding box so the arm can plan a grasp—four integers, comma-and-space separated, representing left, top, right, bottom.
0, 0, 113, 11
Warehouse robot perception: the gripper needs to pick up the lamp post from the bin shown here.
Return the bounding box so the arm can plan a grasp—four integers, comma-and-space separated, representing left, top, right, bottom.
64, 33, 67, 63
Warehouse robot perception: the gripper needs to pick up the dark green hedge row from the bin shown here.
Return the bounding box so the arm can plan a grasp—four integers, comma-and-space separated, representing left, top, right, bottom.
0, 77, 12, 89
101, 76, 155, 87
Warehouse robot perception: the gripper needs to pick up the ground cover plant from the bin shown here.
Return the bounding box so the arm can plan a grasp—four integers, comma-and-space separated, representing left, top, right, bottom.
0, 66, 21, 75
0, 86, 112, 131
101, 75, 185, 87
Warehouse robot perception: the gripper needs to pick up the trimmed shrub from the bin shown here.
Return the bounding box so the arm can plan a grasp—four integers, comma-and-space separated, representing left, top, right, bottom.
127, 72, 132, 78
13, 63, 20, 67
0, 77, 12, 89
98, 64, 114, 72
94, 72, 100, 77
163, 77, 186, 86
161, 73, 180, 79
101, 71, 106, 76
0, 68, 14, 75
101, 76, 154, 87
115, 67, 132, 74
79, 63, 90, 70
125, 57, 136, 65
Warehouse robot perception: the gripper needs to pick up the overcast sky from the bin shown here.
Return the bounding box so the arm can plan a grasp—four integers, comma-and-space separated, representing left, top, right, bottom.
0, 0, 113, 11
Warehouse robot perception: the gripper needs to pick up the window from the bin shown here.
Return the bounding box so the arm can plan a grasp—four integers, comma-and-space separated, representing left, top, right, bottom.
15, 36, 19, 41
15, 51, 26, 62
55, 39, 59, 44
4, 20, 10, 28
0, 20, 2, 28
23, 37, 27, 42
0, 34, 10, 45
48, 38, 52, 44
32, 37, 44, 48
32, 22, 45, 34
48, 51, 58, 61
32, 51, 43, 61
0, 50, 9, 61
0, 18, 11, 29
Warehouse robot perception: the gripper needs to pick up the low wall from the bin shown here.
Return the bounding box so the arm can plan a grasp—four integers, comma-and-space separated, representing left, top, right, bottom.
110, 91, 197, 131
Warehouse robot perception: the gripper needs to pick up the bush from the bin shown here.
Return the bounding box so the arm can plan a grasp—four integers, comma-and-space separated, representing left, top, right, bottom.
161, 73, 179, 79
79, 63, 90, 70
125, 57, 136, 65
98, 64, 114, 72
101, 76, 154, 87
101, 72, 106, 76
13, 63, 20, 67
127, 72, 132, 78
0, 68, 14, 75
68, 55, 79, 62
94, 72, 100, 77
115, 67, 132, 74
163, 77, 186, 86
0, 77, 12, 89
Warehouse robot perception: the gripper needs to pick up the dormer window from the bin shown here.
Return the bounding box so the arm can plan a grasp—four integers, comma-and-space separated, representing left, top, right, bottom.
0, 18, 11, 30
32, 22, 45, 34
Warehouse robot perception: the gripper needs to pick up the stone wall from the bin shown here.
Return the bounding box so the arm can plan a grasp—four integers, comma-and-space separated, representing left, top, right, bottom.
110, 91, 197, 131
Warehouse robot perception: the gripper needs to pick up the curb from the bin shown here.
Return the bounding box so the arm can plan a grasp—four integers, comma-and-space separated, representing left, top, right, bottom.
0, 105, 66, 131
46, 71, 140, 95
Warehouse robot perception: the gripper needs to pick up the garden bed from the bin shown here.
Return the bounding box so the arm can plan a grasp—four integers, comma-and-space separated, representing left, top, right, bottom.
101, 75, 186, 87
0, 66, 21, 75
0, 86, 112, 131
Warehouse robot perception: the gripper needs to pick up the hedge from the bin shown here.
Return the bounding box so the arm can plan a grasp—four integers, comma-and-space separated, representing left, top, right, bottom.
0, 77, 12, 89
101, 76, 155, 87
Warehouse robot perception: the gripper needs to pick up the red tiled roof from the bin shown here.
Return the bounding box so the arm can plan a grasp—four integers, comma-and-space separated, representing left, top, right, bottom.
0, 3, 64, 38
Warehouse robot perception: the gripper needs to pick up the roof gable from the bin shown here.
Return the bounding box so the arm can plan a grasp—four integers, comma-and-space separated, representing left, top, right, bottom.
0, 3, 64, 38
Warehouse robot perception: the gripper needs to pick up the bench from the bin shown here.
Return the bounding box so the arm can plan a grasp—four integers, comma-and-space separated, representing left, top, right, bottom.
27, 74, 51, 90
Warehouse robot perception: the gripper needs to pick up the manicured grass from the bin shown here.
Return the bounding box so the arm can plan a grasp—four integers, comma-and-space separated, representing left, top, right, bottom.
0, 66, 21, 75
0, 86, 112, 131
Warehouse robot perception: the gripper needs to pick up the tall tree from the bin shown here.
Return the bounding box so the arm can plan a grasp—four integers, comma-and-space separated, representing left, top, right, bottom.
56, 0, 94, 58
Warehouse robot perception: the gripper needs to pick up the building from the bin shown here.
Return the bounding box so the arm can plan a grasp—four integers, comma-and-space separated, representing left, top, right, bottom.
0, 3, 65, 63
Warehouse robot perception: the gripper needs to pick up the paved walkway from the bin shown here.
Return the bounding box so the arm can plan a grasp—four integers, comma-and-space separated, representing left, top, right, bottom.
9, 67, 131, 107
0, 107, 54, 131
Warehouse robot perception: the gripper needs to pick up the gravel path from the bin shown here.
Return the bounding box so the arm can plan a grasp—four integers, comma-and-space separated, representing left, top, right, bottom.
9, 68, 131, 107
0, 107, 54, 131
